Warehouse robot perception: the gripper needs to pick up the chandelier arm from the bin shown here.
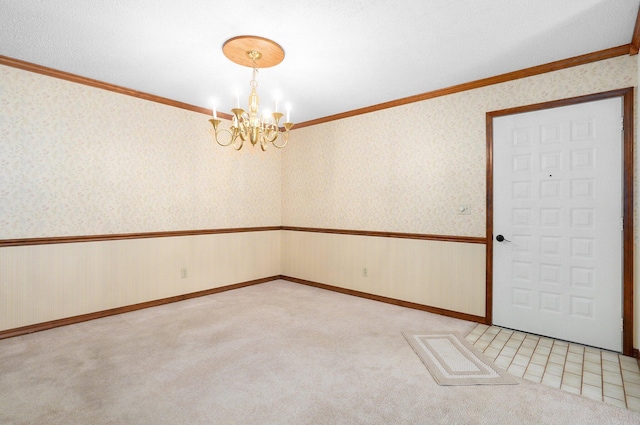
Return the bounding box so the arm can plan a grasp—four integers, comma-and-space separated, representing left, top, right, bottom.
214, 129, 237, 147
272, 130, 289, 149
272, 122, 293, 148
209, 119, 237, 147
241, 111, 254, 142
238, 121, 248, 142
263, 125, 280, 144
233, 136, 244, 150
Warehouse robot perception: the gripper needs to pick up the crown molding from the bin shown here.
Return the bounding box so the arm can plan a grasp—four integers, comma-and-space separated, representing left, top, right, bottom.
294, 45, 632, 129
0, 44, 632, 129
0, 55, 232, 120
631, 4, 640, 55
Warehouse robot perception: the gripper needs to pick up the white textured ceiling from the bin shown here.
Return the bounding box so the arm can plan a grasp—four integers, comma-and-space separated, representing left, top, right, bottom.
0, 0, 638, 124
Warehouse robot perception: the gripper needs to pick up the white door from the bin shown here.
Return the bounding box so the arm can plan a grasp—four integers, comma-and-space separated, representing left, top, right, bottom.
492, 97, 623, 352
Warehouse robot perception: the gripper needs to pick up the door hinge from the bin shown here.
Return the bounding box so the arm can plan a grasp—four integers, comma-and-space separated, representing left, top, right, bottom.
621, 318, 624, 332
621, 216, 624, 232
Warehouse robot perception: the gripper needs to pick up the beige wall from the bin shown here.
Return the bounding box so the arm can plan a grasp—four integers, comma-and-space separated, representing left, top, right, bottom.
0, 231, 281, 331
282, 56, 637, 237
281, 55, 638, 340
2, 55, 639, 345
0, 64, 283, 332
281, 231, 486, 317
0, 65, 282, 239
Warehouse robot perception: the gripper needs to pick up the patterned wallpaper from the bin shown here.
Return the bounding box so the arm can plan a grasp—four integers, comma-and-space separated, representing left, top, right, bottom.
1, 56, 637, 240
281, 56, 638, 237
0, 65, 282, 239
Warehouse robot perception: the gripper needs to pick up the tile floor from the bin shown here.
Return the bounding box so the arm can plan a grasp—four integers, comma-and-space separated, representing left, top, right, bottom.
466, 324, 640, 412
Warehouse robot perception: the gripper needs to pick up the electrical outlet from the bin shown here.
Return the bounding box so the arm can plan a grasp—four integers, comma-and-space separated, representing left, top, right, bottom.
181, 267, 188, 278
362, 267, 368, 277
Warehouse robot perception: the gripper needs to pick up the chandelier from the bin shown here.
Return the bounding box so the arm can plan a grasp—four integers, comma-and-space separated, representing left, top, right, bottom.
210, 36, 294, 151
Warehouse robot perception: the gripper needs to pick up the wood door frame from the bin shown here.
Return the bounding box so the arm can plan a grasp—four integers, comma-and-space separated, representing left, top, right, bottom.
485, 87, 635, 356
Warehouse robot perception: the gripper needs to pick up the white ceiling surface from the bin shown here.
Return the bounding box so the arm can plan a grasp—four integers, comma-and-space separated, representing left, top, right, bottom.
1, 0, 639, 124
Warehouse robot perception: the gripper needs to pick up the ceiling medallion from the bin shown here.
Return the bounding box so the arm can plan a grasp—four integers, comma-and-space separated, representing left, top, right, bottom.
210, 35, 293, 151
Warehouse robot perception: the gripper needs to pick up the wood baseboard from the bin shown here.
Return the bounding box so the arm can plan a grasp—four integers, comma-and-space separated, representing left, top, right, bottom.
281, 275, 487, 324
3, 275, 635, 359
0, 274, 486, 340
0, 276, 280, 340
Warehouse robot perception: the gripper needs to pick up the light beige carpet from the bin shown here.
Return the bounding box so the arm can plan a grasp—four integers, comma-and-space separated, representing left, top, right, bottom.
402, 331, 517, 386
1, 280, 639, 424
